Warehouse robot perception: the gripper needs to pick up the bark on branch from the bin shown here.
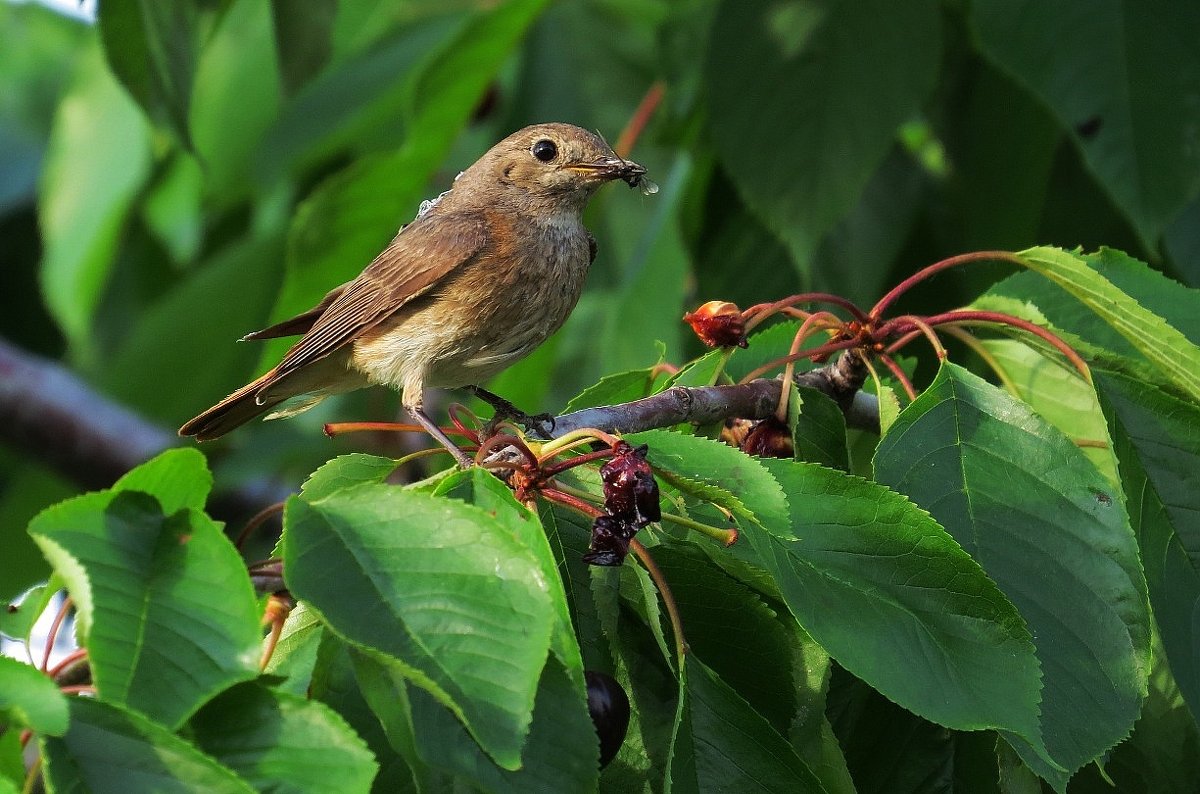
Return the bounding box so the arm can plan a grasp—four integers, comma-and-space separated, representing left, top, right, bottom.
1, 336, 878, 517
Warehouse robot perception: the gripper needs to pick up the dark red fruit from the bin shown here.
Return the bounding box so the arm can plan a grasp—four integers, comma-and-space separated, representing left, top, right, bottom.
585, 671, 630, 768
683, 300, 749, 348
600, 443, 661, 528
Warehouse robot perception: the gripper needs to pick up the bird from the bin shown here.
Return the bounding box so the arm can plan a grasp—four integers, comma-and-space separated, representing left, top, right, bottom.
179, 122, 650, 466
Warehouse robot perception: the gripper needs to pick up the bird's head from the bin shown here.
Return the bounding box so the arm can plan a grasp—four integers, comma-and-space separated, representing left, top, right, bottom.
455, 122, 648, 214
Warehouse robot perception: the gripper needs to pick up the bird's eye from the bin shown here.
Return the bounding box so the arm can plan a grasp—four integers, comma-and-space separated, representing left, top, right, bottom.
531, 139, 558, 162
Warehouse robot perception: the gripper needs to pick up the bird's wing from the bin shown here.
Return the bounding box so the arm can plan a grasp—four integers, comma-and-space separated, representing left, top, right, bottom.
271, 211, 490, 380
241, 284, 348, 341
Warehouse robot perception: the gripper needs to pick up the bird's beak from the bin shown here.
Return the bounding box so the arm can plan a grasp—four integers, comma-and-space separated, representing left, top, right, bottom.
569, 157, 648, 188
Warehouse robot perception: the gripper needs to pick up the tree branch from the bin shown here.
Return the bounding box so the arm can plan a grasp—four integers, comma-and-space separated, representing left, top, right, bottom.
0, 336, 290, 522
1, 337, 879, 518
549, 351, 878, 438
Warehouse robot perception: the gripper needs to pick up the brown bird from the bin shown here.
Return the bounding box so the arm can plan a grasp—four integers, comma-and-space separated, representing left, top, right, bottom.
179, 123, 649, 466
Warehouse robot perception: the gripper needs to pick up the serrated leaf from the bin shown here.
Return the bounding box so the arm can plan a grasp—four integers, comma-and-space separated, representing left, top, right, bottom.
28, 490, 261, 729
980, 338, 1118, 486
283, 483, 554, 769
300, 453, 398, 502
874, 362, 1149, 788
355, 651, 599, 793
1016, 246, 1200, 402
112, 446, 213, 515
564, 367, 658, 413
749, 458, 1046, 755
0, 655, 68, 736
42, 698, 251, 792
433, 468, 583, 674
970, 2, 1200, 246
789, 385, 849, 470
189, 681, 377, 794
668, 656, 826, 793
1096, 370, 1200, 722
626, 429, 790, 533
705, 0, 940, 267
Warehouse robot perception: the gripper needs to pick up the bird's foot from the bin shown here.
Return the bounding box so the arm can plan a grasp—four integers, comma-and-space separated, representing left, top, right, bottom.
468, 386, 557, 439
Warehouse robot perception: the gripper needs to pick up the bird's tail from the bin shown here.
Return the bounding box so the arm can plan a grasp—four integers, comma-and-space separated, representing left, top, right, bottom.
179, 370, 286, 441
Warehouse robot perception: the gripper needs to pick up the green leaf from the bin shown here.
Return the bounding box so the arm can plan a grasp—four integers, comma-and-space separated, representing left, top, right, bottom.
705, 0, 941, 267
283, 483, 555, 769
189, 681, 377, 793
789, 385, 849, 470
0, 655, 68, 736
41, 698, 251, 793
668, 656, 826, 793
874, 362, 1150, 787
97, 0, 199, 146
626, 429, 790, 533
299, 453, 399, 502
827, 670, 1001, 794
38, 43, 152, 360
355, 651, 599, 793
262, 602, 324, 697
189, 0, 282, 198
649, 544, 796, 733
433, 468, 583, 673
970, 1, 1200, 246
980, 338, 1118, 485
28, 490, 261, 729
564, 367, 658, 413
269, 0, 336, 95
112, 447, 213, 515
749, 458, 1045, 751
1015, 246, 1200, 401
1096, 369, 1200, 720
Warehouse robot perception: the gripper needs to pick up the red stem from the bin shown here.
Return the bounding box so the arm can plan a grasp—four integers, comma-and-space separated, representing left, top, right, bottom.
738, 337, 861, 384
474, 434, 538, 468
615, 81, 666, 157
922, 310, 1092, 382
235, 501, 285, 550
870, 251, 1024, 320
323, 421, 477, 439
877, 353, 918, 401
629, 539, 688, 660
45, 647, 88, 680
540, 487, 605, 519
541, 447, 616, 478
744, 292, 869, 330
40, 596, 72, 673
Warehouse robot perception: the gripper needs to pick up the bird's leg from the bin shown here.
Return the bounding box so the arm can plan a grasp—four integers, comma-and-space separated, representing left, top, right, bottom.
467, 385, 556, 439
408, 405, 474, 468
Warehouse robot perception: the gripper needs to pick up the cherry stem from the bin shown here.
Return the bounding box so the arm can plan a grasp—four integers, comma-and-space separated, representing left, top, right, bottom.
22, 753, 41, 794
744, 292, 869, 332
260, 612, 285, 672
40, 596, 72, 673
475, 433, 538, 468
539, 487, 604, 518
877, 353, 918, 401
1076, 438, 1110, 449
738, 337, 861, 384
925, 310, 1091, 383
539, 428, 621, 458
59, 685, 96, 695
615, 81, 666, 157
778, 311, 842, 421
938, 325, 1022, 395
541, 447, 617, 478
45, 647, 87, 680
658, 510, 738, 546
447, 403, 482, 444
323, 421, 477, 439
235, 501, 285, 550
629, 539, 689, 663
870, 250, 1024, 320
891, 315, 947, 359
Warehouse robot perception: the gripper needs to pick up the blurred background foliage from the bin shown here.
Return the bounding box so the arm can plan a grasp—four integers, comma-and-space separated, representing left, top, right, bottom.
2, 0, 1198, 598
